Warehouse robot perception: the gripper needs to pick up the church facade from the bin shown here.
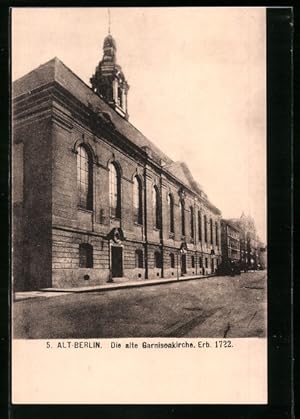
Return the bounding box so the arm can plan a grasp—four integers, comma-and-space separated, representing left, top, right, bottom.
12, 34, 222, 291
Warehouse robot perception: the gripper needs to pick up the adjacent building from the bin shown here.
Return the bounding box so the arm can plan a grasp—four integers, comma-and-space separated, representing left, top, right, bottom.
257, 242, 267, 270
221, 219, 241, 266
12, 34, 222, 291
228, 213, 260, 271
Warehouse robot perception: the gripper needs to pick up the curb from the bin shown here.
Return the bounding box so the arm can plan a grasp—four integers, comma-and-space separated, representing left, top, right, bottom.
39, 274, 216, 294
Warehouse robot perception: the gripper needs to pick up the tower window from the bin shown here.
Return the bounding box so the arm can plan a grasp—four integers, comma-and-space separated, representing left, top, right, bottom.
117, 87, 122, 107
77, 145, 93, 210
79, 243, 93, 268
133, 176, 143, 224
109, 162, 121, 218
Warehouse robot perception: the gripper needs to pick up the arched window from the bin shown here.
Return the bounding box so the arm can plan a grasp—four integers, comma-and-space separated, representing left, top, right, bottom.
204, 214, 208, 242
191, 255, 195, 268
109, 163, 121, 218
215, 221, 219, 246
170, 253, 175, 268
154, 251, 162, 268
198, 210, 202, 242
180, 199, 185, 236
210, 218, 213, 244
153, 185, 161, 229
168, 194, 174, 233
133, 176, 143, 224
135, 249, 143, 268
79, 243, 93, 268
190, 206, 194, 238
77, 145, 93, 210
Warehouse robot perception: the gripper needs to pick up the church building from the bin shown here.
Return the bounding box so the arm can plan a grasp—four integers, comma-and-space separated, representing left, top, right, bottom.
12, 34, 222, 290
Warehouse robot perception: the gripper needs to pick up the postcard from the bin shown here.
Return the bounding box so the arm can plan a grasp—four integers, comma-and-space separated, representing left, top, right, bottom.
11, 7, 268, 404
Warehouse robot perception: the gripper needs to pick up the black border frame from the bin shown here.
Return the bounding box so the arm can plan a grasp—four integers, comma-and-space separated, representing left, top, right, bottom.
0, 3, 293, 419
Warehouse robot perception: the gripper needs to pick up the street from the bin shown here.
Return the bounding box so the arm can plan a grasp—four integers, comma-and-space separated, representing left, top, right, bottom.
13, 271, 267, 339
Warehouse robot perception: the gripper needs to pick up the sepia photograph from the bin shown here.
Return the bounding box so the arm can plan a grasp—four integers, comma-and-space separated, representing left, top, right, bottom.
12, 7, 267, 340
11, 6, 270, 404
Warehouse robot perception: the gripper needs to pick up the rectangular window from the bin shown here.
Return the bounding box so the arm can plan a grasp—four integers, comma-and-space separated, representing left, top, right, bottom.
191, 255, 195, 268
135, 250, 143, 268
79, 243, 93, 268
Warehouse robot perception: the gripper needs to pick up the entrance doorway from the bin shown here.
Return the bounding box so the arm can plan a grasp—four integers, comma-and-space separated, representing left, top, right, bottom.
211, 258, 214, 273
111, 246, 123, 277
181, 254, 187, 275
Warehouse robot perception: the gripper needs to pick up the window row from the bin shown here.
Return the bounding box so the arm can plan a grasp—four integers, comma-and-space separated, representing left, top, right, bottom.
135, 250, 218, 270
77, 145, 219, 244
78, 243, 218, 271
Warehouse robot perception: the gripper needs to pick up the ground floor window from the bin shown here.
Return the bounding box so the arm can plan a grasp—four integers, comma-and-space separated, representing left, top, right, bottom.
199, 257, 202, 268
191, 255, 195, 268
154, 251, 162, 268
135, 249, 143, 268
205, 257, 208, 268
170, 253, 175, 268
79, 243, 93, 268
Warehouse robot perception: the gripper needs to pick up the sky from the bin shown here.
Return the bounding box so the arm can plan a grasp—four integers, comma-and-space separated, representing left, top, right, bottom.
12, 7, 267, 243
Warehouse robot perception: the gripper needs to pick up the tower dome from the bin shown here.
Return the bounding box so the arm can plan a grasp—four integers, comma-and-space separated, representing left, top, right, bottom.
103, 34, 117, 50
90, 33, 129, 119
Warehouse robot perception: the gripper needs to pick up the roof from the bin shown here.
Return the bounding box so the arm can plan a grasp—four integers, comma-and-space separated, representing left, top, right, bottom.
165, 161, 206, 196
222, 219, 241, 232
13, 57, 173, 165
13, 57, 220, 214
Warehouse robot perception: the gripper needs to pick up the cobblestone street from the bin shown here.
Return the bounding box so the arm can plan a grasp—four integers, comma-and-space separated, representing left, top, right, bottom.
13, 271, 267, 339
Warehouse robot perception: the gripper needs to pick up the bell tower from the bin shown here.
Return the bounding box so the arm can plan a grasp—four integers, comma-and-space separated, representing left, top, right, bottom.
90, 34, 129, 119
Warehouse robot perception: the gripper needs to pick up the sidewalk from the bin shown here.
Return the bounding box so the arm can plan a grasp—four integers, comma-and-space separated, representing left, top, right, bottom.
14, 273, 213, 301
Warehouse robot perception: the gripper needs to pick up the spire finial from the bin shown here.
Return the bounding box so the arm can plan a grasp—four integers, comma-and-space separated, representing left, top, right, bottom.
108, 8, 111, 34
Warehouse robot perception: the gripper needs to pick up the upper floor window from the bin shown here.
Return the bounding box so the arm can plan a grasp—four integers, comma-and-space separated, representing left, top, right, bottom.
215, 221, 219, 246
133, 176, 143, 224
204, 214, 208, 242
210, 218, 213, 245
79, 243, 93, 268
77, 145, 93, 210
153, 185, 161, 229
190, 206, 194, 238
198, 211, 202, 242
168, 193, 174, 233
180, 199, 185, 236
109, 162, 121, 218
